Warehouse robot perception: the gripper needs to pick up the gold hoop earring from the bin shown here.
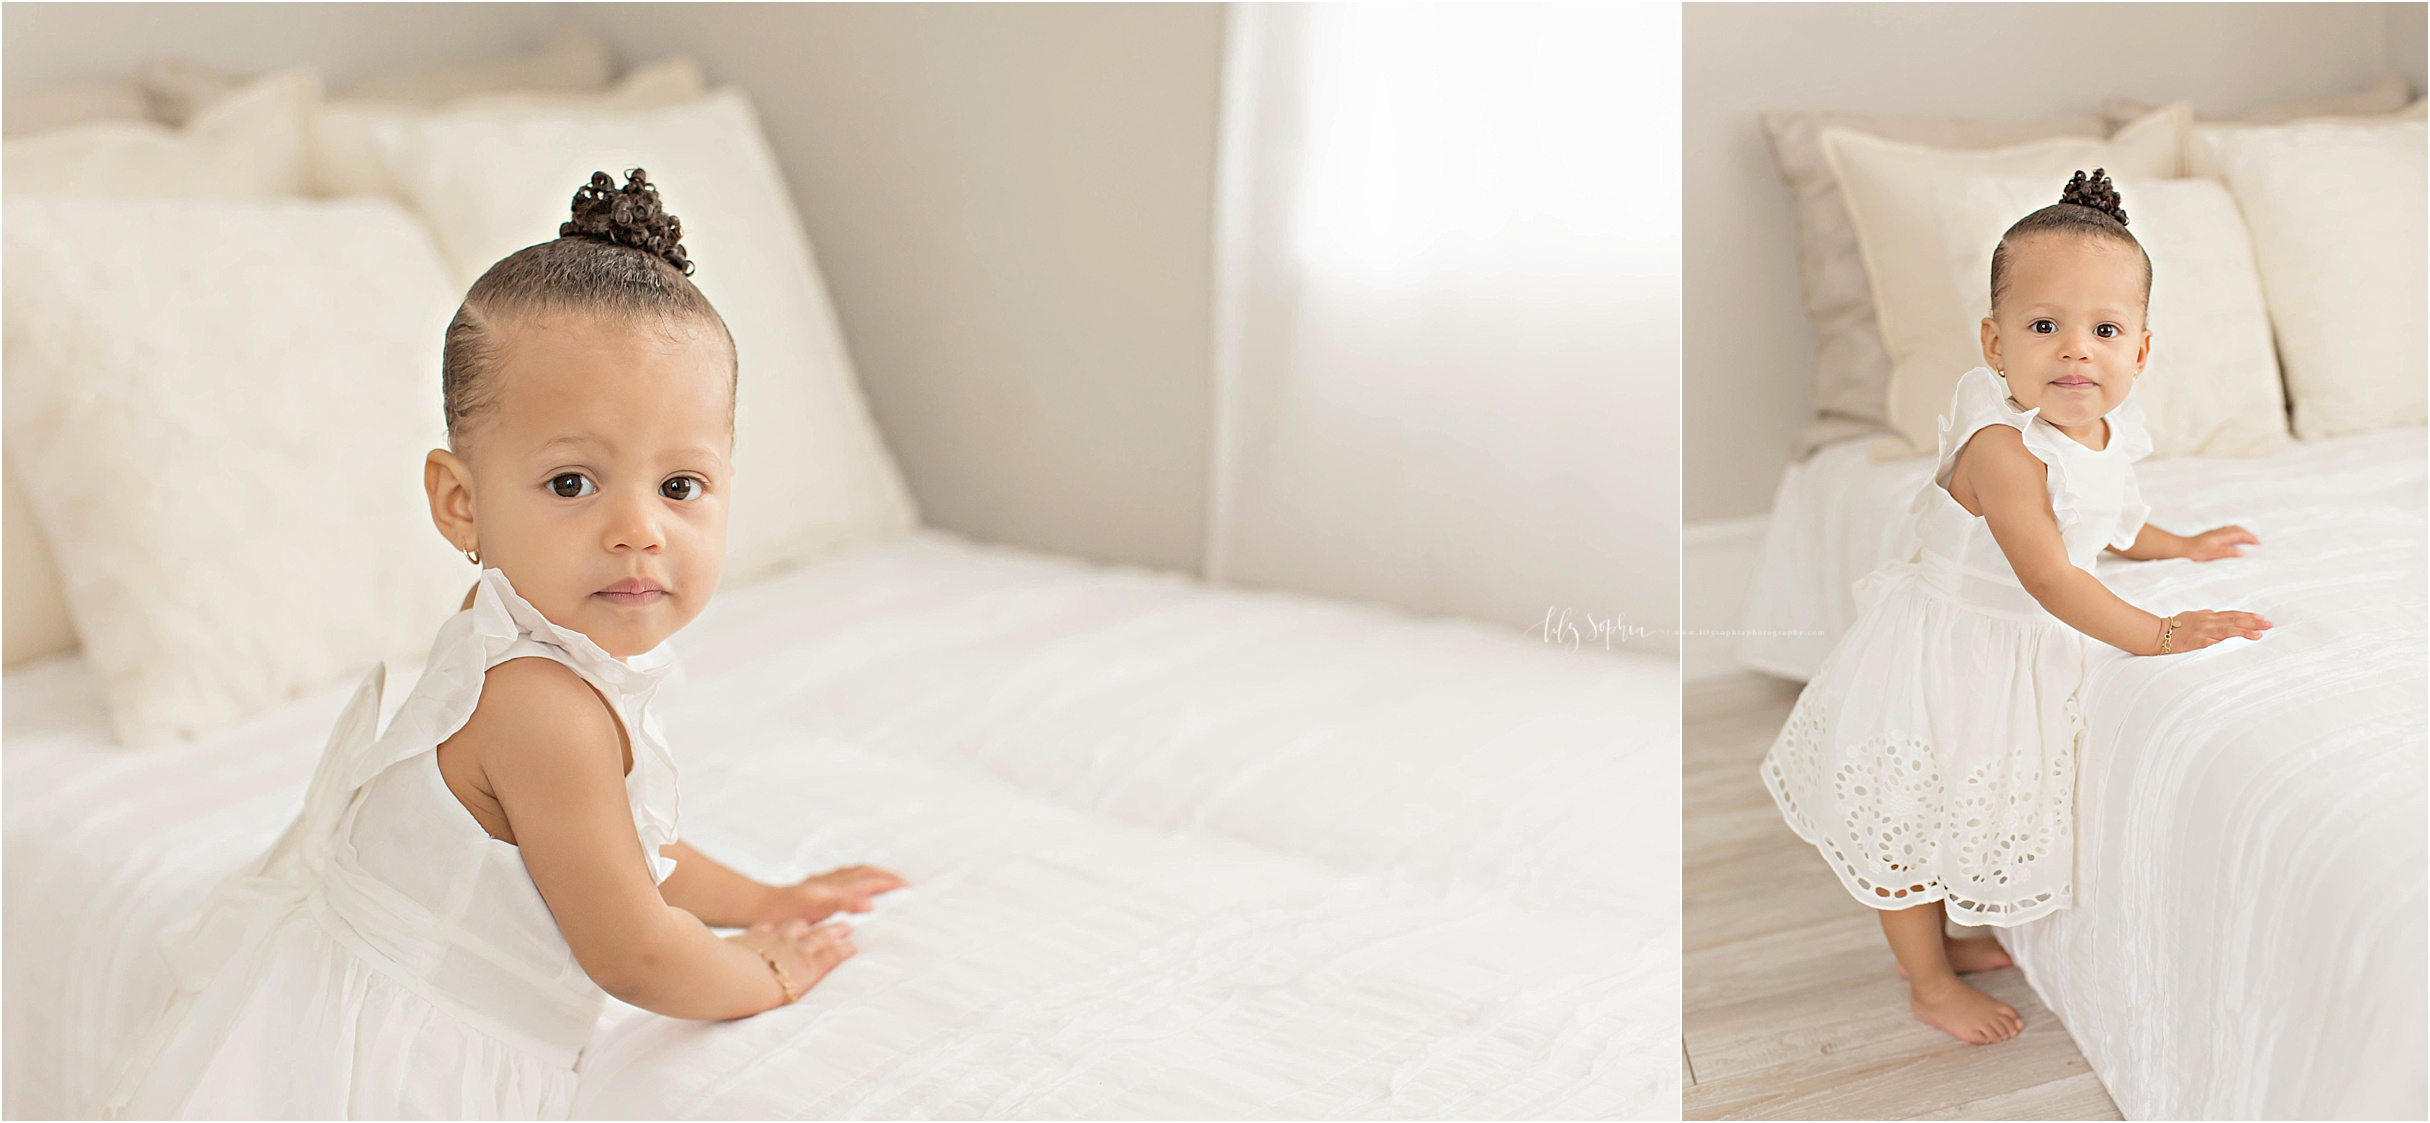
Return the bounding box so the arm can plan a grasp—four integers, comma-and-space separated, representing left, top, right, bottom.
462, 544, 481, 566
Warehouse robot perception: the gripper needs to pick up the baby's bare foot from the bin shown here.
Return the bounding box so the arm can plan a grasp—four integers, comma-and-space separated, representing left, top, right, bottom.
1896, 934, 2013, 977
1908, 975, 2023, 1044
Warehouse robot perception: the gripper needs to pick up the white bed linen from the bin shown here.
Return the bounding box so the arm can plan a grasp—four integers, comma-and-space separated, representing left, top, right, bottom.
1738, 426, 2428, 1118
5, 529, 1680, 1119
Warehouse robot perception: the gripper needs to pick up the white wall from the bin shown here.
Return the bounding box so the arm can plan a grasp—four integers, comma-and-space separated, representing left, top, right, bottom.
1683, 1, 2414, 524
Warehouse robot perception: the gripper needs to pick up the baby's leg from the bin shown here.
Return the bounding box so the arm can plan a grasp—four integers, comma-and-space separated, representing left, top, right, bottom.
1880, 901, 2022, 1044
1892, 927, 2014, 977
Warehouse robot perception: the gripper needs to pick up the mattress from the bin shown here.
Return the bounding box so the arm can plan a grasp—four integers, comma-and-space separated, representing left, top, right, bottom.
1738, 426, 2429, 1118
3, 528, 1681, 1119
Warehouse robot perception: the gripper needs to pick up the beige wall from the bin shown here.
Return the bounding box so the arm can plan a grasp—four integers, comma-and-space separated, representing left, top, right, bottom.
4, 1, 1224, 577
0, 2, 559, 88
1684, 2, 2416, 523
570, 3, 1224, 576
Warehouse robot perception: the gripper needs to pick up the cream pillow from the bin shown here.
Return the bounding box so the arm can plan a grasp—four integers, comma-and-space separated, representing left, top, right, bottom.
1758, 109, 2108, 455
1932, 175, 2290, 458
2, 68, 322, 670
349, 88, 919, 588
2185, 98, 2428, 181
1820, 103, 2191, 458
1, 197, 469, 745
2200, 120, 2428, 439
1, 69, 316, 199
309, 57, 707, 199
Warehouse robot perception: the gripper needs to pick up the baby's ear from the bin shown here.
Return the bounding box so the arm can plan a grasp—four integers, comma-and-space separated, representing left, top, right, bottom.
424, 448, 478, 546
1979, 317, 2003, 371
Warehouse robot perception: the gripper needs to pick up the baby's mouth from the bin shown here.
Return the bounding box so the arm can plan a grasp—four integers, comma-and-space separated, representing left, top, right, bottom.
595, 577, 668, 607
2049, 375, 2099, 389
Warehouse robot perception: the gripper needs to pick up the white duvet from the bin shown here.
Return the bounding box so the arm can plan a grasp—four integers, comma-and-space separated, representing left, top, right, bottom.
4, 529, 1680, 1119
1738, 426, 2428, 1118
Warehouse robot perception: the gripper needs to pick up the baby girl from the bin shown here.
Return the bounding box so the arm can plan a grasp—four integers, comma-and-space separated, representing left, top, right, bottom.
106, 170, 906, 1118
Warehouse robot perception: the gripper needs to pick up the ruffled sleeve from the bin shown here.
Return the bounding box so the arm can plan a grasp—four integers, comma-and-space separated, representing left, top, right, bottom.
1927, 366, 2097, 547
2105, 393, 2155, 550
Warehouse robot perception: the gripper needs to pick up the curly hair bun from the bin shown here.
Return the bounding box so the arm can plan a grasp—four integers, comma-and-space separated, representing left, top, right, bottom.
560, 168, 694, 275
2058, 168, 2128, 228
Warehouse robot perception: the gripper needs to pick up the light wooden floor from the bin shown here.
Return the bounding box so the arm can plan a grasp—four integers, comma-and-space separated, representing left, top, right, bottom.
1681, 674, 2122, 1121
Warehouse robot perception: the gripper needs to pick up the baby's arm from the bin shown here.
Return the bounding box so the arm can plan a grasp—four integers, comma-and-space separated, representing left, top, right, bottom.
659, 840, 912, 928
1958, 428, 2269, 653
653, 841, 781, 928
2105, 521, 2260, 562
463, 658, 850, 1018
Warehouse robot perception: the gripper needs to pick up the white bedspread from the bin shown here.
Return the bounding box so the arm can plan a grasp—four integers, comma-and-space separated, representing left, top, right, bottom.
1739, 426, 2428, 1119
4, 529, 1680, 1119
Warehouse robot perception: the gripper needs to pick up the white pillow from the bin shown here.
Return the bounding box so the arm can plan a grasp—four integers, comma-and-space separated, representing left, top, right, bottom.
2200, 120, 2428, 439
1931, 175, 2290, 458
348, 88, 920, 587
3, 68, 322, 671
1, 197, 468, 745
1, 69, 317, 199
309, 58, 708, 200
1820, 103, 2190, 458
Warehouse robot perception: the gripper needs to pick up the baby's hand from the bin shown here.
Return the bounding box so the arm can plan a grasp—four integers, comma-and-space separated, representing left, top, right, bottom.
729, 918, 855, 1009
763, 864, 910, 926
2181, 524, 2258, 561
2157, 609, 2272, 653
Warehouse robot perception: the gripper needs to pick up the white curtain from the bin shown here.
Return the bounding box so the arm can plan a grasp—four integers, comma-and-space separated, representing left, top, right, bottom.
1207, 2, 1679, 655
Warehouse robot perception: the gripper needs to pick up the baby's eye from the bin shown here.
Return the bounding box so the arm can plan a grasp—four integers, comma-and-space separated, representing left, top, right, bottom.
661, 476, 704, 502
548, 473, 596, 499
2029, 319, 2056, 334
2095, 323, 2121, 338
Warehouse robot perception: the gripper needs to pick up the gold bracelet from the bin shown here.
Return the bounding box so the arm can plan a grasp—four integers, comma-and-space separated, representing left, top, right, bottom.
2158, 614, 2181, 655
750, 945, 799, 1006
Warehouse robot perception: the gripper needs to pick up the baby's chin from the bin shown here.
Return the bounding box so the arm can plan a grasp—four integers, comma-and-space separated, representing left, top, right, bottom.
557, 596, 679, 659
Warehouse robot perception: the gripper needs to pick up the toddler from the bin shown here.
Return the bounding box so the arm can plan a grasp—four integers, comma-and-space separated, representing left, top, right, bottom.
1760, 170, 2272, 1045
104, 169, 906, 1118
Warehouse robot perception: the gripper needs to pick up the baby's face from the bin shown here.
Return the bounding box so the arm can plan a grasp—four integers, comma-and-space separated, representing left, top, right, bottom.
449, 311, 734, 658
1981, 233, 2151, 436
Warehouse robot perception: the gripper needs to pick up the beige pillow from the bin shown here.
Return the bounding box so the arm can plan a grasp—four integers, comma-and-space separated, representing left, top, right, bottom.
1931, 175, 2290, 458
1, 69, 316, 199
2201, 120, 2428, 439
1820, 103, 2191, 458
2102, 74, 2415, 132
139, 23, 615, 126
2, 196, 470, 744
1759, 109, 2108, 456
309, 58, 708, 199
351, 88, 921, 589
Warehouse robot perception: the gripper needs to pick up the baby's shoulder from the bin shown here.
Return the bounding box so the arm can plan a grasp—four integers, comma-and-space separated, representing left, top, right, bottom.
1948, 421, 2046, 480
445, 655, 629, 778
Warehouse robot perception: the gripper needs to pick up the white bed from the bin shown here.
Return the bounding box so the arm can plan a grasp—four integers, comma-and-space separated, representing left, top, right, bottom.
4, 528, 1681, 1120
1737, 426, 2428, 1119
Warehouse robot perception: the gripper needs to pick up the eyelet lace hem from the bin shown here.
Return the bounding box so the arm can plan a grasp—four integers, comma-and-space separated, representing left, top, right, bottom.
1758, 683, 2085, 928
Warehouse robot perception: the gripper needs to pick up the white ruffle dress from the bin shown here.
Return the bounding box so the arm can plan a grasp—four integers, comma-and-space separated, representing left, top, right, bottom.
101, 565, 685, 1119
1761, 366, 2151, 927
